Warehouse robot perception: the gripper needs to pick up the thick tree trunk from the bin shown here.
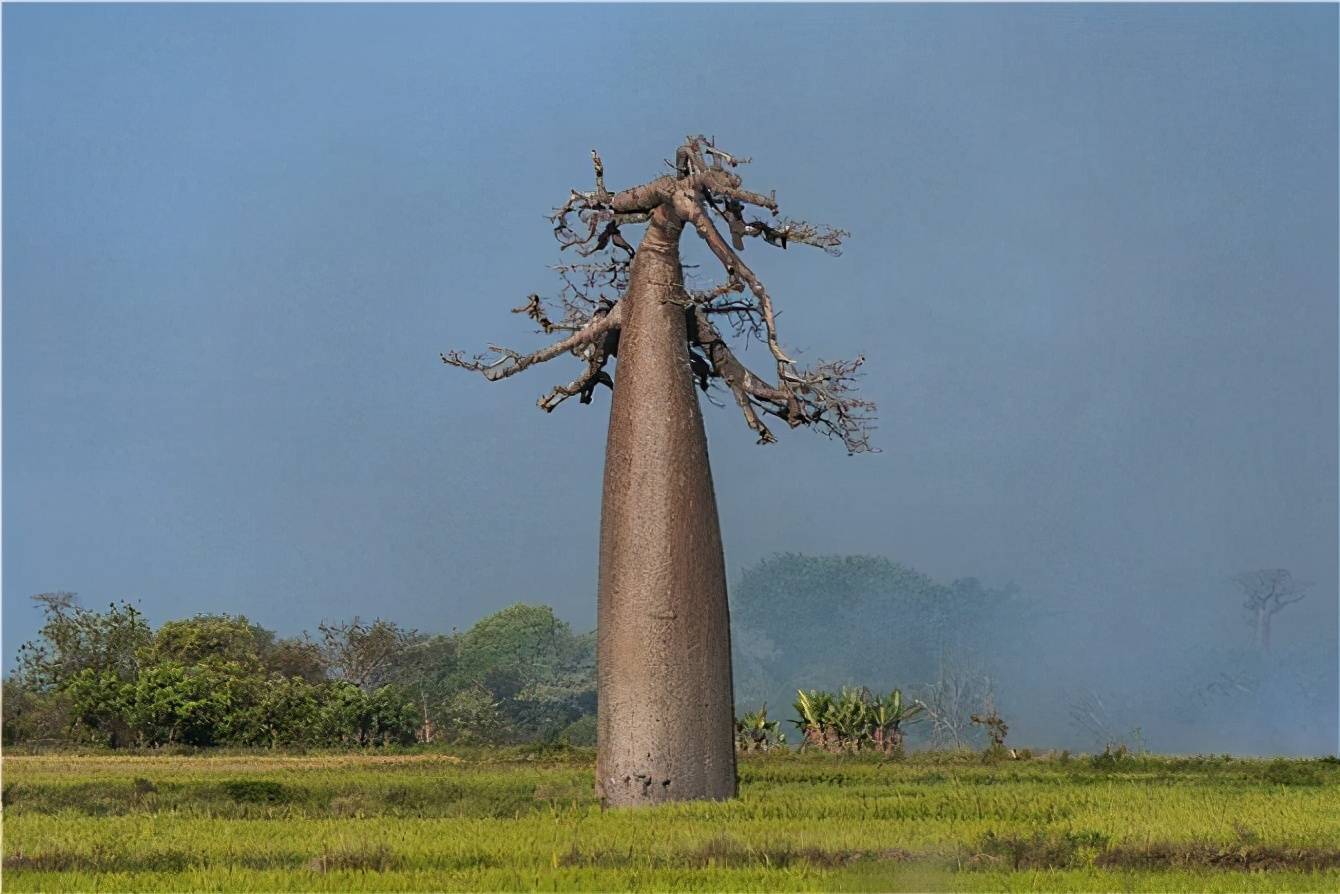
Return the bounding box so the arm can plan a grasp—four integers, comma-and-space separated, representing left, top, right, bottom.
595, 206, 738, 806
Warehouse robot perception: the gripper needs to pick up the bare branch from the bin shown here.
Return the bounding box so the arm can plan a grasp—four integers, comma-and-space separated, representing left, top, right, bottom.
511, 294, 564, 334
442, 302, 621, 383
744, 217, 849, 255
689, 310, 877, 454
1234, 569, 1310, 617
712, 183, 778, 214
702, 297, 766, 344
590, 149, 609, 200
552, 205, 602, 251
538, 345, 616, 412
553, 260, 630, 302
689, 133, 752, 169
578, 220, 636, 258
785, 356, 879, 455
675, 191, 796, 375
547, 261, 627, 332
696, 134, 750, 168
547, 149, 669, 256
686, 274, 746, 305
676, 140, 703, 180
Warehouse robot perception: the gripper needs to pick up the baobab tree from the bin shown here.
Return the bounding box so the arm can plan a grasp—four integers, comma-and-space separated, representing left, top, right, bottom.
1232, 568, 1309, 653
444, 135, 874, 805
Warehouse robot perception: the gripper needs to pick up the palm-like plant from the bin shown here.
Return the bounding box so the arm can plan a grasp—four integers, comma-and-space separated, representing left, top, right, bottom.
792, 689, 833, 748
828, 687, 871, 752
871, 688, 925, 754
793, 686, 924, 755
735, 704, 784, 753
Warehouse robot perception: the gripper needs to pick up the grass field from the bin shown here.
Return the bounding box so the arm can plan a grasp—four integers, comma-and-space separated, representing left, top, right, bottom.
3, 749, 1338, 892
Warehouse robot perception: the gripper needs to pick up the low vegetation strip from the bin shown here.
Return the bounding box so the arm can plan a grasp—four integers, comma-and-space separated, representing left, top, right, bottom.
4, 751, 1338, 892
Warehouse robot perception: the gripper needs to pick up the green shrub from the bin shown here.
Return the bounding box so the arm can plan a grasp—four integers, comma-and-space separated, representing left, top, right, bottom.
792, 686, 923, 755
558, 714, 596, 746
1091, 744, 1130, 769
1259, 758, 1323, 787
220, 779, 287, 804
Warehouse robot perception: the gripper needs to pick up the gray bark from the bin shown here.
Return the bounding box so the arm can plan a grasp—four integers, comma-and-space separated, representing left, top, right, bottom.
594, 206, 737, 806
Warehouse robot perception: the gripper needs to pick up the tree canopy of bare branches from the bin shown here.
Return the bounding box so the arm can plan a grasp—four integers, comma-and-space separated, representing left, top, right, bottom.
443, 135, 876, 455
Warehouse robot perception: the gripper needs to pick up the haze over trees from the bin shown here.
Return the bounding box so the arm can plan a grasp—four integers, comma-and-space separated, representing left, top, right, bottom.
6, 554, 1329, 757
731, 555, 1333, 756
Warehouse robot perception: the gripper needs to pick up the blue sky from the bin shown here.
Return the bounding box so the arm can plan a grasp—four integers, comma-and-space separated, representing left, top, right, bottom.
4, 4, 1336, 664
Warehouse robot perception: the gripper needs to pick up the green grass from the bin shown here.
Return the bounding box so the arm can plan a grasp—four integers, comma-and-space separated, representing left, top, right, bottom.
3, 749, 1338, 891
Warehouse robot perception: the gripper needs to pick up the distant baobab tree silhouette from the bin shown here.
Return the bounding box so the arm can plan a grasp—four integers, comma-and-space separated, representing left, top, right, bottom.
1233, 568, 1309, 653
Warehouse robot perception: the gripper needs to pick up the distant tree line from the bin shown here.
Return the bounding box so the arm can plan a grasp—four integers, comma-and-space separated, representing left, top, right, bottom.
2, 594, 594, 749
729, 555, 1331, 756
5, 556, 1327, 754
729, 553, 1030, 732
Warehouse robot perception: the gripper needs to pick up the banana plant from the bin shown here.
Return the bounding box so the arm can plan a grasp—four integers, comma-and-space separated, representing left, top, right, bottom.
829, 687, 871, 752
735, 704, 784, 753
792, 689, 833, 748
871, 688, 925, 754
794, 685, 926, 755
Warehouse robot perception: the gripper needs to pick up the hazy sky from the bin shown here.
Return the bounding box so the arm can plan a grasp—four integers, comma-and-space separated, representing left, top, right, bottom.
4, 4, 1336, 665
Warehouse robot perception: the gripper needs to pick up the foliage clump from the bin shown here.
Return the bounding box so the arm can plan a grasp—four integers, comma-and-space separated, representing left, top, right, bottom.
734, 705, 785, 753
4, 595, 595, 749
792, 687, 924, 755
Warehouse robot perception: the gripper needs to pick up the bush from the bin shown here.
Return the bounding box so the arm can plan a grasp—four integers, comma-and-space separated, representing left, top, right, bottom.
793, 687, 923, 754
1259, 758, 1324, 787
735, 705, 785, 753
558, 714, 596, 746
440, 684, 506, 744
1091, 743, 1130, 769
220, 779, 288, 804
